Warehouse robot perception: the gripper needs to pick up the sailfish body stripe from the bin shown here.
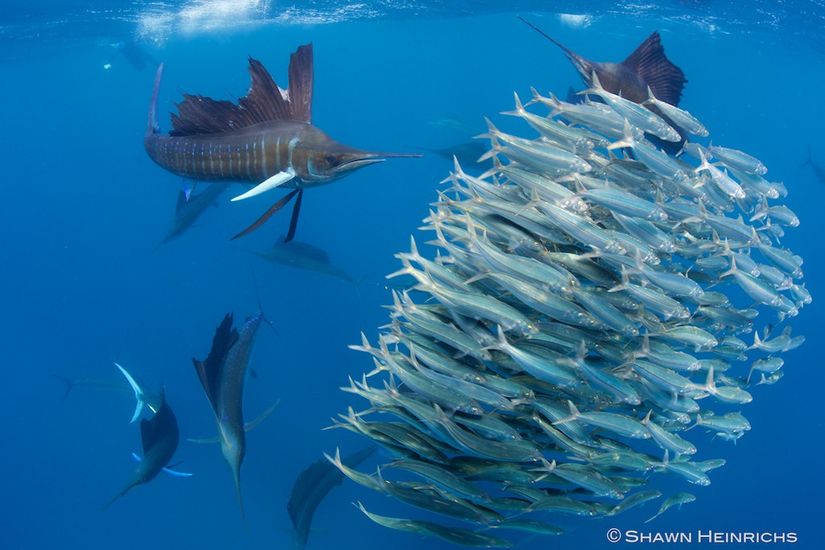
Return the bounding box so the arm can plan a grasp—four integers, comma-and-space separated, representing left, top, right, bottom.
252, 141, 257, 179
288, 137, 299, 168
232, 144, 237, 177
227, 144, 232, 177
261, 136, 267, 178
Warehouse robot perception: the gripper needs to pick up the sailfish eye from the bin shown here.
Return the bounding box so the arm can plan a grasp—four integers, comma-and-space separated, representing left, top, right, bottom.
325, 154, 337, 165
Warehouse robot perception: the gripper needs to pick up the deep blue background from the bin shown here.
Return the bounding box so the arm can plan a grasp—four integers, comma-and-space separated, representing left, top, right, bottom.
0, 2, 823, 549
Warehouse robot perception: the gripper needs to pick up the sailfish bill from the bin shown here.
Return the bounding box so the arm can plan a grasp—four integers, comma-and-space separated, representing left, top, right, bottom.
145, 43, 420, 241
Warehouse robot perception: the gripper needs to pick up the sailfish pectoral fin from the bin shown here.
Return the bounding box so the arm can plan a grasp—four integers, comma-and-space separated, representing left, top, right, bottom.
284, 190, 303, 243
231, 189, 300, 240
162, 467, 194, 477
114, 363, 145, 423
244, 399, 281, 432
187, 401, 278, 445
130, 452, 191, 476
231, 168, 296, 202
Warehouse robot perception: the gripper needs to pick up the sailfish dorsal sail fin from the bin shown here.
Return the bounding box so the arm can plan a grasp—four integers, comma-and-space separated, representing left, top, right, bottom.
285, 43, 313, 122
192, 313, 238, 413
170, 43, 314, 136
621, 32, 686, 107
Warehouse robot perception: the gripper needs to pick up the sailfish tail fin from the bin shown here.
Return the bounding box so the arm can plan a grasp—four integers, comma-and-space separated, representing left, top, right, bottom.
52, 374, 76, 400
802, 144, 813, 168
103, 479, 140, 510
233, 468, 246, 522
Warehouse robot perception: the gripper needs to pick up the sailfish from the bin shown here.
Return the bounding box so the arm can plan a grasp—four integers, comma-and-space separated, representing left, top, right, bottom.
518, 17, 687, 107
519, 17, 689, 153
104, 391, 182, 508
145, 43, 419, 242
192, 312, 264, 518
159, 182, 231, 245
287, 446, 376, 549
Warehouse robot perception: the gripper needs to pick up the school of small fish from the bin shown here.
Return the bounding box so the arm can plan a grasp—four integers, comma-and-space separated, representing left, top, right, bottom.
329, 79, 810, 546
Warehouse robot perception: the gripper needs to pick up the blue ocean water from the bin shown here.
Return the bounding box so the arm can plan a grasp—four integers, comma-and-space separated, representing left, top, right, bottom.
1, 1, 823, 549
